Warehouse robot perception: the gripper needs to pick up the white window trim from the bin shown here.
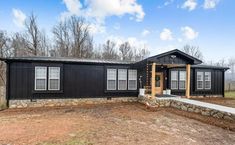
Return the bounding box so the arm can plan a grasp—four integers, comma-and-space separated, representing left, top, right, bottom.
128, 69, 137, 90
107, 69, 117, 90
197, 71, 204, 90
48, 67, 60, 91
118, 69, 127, 90
171, 71, 178, 90
35, 66, 47, 91
205, 72, 211, 90
179, 71, 186, 90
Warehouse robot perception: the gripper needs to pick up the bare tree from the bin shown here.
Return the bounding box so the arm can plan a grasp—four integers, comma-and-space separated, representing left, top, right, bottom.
0, 31, 12, 85
52, 21, 70, 57
12, 32, 29, 57
216, 59, 227, 67
102, 40, 119, 60
182, 44, 203, 60
69, 16, 92, 58
24, 13, 48, 56
133, 45, 150, 61
228, 58, 235, 80
53, 16, 94, 58
119, 42, 133, 61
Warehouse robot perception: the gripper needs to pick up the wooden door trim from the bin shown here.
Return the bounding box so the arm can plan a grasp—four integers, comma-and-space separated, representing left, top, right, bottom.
155, 72, 163, 94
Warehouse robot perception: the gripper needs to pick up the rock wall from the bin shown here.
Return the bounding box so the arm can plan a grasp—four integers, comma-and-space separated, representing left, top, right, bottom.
0, 86, 6, 110
0, 86, 6, 104
9, 97, 137, 108
138, 96, 235, 122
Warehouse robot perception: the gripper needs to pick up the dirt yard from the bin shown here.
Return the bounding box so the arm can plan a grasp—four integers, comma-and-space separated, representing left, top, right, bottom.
0, 103, 235, 145
194, 97, 235, 108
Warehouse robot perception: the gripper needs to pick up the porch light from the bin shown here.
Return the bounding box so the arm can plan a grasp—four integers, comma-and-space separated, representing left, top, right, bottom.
170, 55, 176, 59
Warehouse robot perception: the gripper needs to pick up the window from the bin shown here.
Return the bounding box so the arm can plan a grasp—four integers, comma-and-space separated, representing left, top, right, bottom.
197, 72, 204, 89
128, 70, 137, 90
48, 67, 60, 90
179, 71, 186, 89
118, 69, 127, 90
107, 69, 116, 90
35, 67, 47, 90
171, 71, 178, 89
205, 72, 211, 89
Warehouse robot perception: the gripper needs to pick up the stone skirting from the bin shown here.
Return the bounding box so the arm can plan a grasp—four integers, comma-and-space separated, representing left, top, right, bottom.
138, 96, 235, 122
9, 97, 138, 108
0, 86, 6, 101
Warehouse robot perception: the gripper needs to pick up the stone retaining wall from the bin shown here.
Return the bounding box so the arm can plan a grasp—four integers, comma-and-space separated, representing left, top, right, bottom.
138, 96, 235, 122
0, 86, 5, 101
9, 97, 138, 108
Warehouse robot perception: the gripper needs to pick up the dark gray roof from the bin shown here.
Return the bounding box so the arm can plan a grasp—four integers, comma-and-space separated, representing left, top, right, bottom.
0, 56, 134, 65
192, 64, 229, 70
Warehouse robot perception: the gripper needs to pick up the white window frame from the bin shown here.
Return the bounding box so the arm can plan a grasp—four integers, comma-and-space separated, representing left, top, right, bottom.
171, 71, 178, 89
48, 67, 60, 90
35, 66, 47, 91
197, 71, 204, 90
205, 72, 211, 90
118, 69, 127, 90
107, 69, 117, 90
179, 71, 186, 90
128, 69, 137, 90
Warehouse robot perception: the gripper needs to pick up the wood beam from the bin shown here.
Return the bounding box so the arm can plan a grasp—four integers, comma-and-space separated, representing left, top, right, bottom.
151, 63, 156, 98
186, 64, 191, 98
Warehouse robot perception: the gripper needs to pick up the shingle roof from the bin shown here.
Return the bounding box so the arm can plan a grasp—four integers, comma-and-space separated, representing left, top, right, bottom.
0, 56, 134, 65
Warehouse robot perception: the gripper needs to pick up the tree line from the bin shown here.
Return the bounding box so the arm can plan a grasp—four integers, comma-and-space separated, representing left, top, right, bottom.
0, 14, 150, 85
0, 14, 150, 61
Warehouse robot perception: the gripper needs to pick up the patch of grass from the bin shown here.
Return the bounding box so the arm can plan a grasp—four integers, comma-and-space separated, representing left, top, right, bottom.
0, 102, 7, 110
225, 91, 235, 99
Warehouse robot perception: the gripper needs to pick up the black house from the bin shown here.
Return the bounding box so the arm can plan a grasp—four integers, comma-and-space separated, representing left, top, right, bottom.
0, 49, 229, 107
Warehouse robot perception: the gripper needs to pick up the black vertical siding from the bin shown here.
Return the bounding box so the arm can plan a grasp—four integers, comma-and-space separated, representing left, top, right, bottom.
8, 61, 138, 100
168, 67, 225, 96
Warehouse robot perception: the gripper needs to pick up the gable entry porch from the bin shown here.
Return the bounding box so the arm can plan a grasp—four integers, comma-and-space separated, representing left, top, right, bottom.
138, 49, 202, 99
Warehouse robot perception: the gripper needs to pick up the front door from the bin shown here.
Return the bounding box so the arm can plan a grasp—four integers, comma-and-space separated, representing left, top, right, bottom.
155, 73, 163, 94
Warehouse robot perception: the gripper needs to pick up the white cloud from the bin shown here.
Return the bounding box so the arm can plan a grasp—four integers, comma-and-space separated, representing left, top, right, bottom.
141, 29, 150, 37
61, 0, 145, 34
181, 26, 198, 40
61, 0, 145, 22
177, 38, 183, 42
160, 28, 173, 41
12, 8, 26, 28
164, 0, 174, 6
63, 0, 82, 14
85, 0, 145, 22
88, 23, 106, 34
181, 0, 197, 11
203, 0, 220, 9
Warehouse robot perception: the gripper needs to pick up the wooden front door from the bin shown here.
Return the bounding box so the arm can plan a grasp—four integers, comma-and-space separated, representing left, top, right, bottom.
155, 73, 163, 94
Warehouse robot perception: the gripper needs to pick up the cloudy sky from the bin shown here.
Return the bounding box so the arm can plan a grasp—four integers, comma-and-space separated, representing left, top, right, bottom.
0, 0, 234, 61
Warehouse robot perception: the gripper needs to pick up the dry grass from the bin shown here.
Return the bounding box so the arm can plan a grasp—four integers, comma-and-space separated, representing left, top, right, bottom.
225, 91, 235, 99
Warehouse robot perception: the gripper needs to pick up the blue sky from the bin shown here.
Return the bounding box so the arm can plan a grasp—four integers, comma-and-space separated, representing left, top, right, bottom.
0, 0, 235, 62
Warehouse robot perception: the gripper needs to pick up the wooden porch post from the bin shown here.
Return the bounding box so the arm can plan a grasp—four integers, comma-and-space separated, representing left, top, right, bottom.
151, 63, 156, 98
186, 64, 191, 98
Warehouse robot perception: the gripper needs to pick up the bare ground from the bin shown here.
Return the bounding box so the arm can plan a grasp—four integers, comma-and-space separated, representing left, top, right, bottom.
0, 103, 235, 145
